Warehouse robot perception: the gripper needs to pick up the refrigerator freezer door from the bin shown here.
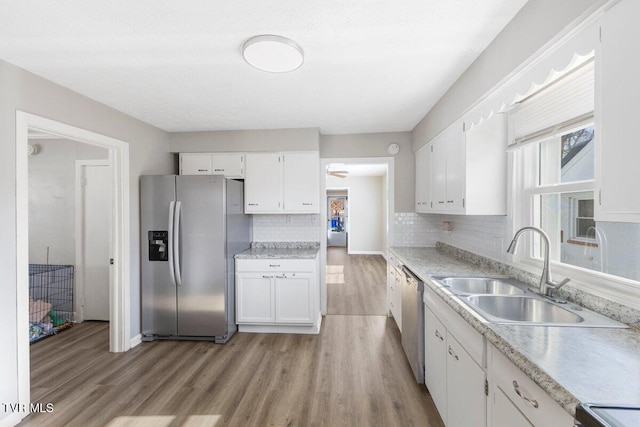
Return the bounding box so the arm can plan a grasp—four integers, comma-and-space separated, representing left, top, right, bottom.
141, 175, 178, 337
176, 176, 227, 337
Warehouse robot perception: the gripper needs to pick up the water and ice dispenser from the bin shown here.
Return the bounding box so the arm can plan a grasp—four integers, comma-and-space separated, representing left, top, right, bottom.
148, 231, 168, 261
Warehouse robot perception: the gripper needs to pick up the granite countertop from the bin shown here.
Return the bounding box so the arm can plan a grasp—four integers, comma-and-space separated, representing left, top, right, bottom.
389, 246, 640, 417
235, 241, 320, 259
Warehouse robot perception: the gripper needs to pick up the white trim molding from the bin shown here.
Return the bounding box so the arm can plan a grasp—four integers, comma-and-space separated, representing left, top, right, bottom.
15, 111, 131, 425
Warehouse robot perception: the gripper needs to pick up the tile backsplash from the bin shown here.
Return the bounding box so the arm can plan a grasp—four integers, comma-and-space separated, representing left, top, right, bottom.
252, 214, 321, 242
394, 213, 440, 247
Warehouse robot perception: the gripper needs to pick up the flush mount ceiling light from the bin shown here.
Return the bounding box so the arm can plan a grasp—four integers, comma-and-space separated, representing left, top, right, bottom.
242, 35, 304, 73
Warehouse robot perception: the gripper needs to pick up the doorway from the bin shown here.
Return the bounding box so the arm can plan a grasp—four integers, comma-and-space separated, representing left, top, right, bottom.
15, 111, 131, 416
320, 158, 394, 315
327, 192, 348, 248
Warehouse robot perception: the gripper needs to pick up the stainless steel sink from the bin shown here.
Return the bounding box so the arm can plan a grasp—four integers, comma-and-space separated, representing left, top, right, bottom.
465, 295, 583, 324
437, 277, 525, 296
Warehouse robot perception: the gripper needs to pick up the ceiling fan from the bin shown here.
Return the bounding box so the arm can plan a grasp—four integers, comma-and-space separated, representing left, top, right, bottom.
327, 170, 349, 178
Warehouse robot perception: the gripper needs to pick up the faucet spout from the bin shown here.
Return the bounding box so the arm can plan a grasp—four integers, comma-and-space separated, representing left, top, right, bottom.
506, 226, 570, 297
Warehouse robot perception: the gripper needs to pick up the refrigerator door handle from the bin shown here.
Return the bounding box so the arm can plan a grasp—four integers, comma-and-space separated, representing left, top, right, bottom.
174, 201, 183, 286
168, 201, 176, 286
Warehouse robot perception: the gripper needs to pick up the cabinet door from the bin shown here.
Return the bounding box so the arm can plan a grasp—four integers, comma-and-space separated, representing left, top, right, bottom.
275, 273, 314, 324
415, 144, 432, 212
597, 0, 640, 222
236, 273, 275, 323
245, 152, 283, 213
445, 125, 466, 213
432, 138, 447, 210
446, 333, 486, 427
392, 267, 403, 331
212, 153, 244, 178
490, 387, 533, 427
283, 152, 319, 213
180, 153, 212, 175
424, 306, 448, 423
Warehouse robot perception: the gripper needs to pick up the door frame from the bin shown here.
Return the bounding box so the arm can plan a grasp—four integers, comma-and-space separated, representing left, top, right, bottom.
319, 157, 394, 315
16, 111, 131, 413
75, 159, 111, 323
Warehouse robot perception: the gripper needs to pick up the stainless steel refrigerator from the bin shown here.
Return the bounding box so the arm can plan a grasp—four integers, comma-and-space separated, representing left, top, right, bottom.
140, 175, 251, 343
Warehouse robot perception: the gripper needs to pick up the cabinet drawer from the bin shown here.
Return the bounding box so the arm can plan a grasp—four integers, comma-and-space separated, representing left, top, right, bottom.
489, 345, 574, 427
424, 285, 484, 365
236, 258, 316, 273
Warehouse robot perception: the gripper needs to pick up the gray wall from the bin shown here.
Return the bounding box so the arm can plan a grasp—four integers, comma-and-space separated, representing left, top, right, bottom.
0, 58, 172, 417
28, 138, 108, 265
412, 0, 602, 150
169, 128, 320, 152
320, 132, 414, 213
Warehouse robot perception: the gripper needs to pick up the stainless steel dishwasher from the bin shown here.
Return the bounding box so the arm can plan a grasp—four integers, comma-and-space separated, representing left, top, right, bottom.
401, 266, 425, 383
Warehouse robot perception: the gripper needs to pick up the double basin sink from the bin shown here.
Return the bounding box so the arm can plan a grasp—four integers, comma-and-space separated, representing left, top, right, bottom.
432, 277, 626, 328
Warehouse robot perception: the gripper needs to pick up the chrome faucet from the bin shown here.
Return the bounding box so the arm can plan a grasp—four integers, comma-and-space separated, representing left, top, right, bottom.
506, 226, 570, 298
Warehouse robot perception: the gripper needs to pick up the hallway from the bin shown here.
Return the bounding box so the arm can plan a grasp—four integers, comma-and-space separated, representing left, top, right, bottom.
326, 247, 387, 316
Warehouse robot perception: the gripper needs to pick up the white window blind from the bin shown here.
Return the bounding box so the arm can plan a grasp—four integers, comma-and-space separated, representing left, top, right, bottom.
511, 60, 594, 146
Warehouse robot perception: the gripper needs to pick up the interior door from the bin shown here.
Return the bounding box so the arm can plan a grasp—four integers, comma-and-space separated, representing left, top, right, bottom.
79, 162, 110, 321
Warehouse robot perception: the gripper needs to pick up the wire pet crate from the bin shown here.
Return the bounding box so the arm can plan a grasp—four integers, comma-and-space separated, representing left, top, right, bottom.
29, 264, 74, 343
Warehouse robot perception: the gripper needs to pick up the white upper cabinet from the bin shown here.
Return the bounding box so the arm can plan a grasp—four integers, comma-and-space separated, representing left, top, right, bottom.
596, 0, 640, 222
180, 153, 213, 175
416, 114, 507, 215
245, 151, 319, 214
283, 152, 320, 213
415, 144, 432, 212
245, 152, 283, 213
211, 153, 244, 178
180, 153, 245, 178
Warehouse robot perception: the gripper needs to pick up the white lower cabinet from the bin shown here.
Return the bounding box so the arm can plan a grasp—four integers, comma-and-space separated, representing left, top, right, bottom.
424, 287, 486, 427
387, 254, 402, 331
236, 258, 320, 333
487, 344, 575, 427
236, 273, 275, 323
274, 273, 314, 323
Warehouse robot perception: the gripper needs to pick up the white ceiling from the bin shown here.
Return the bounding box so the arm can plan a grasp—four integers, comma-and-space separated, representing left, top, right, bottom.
0, 1, 527, 134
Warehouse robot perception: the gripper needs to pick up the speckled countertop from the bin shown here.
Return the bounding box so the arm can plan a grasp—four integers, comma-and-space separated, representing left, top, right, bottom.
390, 245, 640, 417
235, 241, 320, 259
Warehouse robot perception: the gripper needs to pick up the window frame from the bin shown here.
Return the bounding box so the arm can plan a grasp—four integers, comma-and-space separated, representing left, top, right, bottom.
511, 129, 640, 311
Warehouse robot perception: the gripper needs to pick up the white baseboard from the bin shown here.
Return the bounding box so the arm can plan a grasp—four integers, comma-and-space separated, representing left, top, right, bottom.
130, 334, 142, 349
347, 250, 384, 256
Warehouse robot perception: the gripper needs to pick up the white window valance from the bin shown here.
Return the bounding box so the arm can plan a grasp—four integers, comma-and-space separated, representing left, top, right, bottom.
463, 18, 599, 134
510, 59, 594, 146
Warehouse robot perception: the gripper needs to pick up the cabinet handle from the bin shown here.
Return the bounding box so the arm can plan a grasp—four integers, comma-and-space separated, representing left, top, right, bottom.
434, 329, 444, 341
275, 275, 286, 279
448, 345, 459, 361
214, 168, 225, 172
248, 203, 259, 206
512, 381, 539, 408
197, 169, 208, 172
438, 201, 445, 204
262, 275, 273, 279
302, 203, 313, 206
447, 200, 454, 203
269, 264, 281, 267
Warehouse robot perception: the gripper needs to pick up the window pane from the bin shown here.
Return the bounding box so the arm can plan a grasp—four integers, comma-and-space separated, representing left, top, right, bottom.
533, 190, 640, 281
539, 126, 594, 185
578, 199, 594, 217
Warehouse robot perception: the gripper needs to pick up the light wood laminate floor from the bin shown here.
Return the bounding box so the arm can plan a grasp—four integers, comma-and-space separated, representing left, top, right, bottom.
326, 247, 387, 315
23, 316, 444, 427
22, 250, 443, 426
